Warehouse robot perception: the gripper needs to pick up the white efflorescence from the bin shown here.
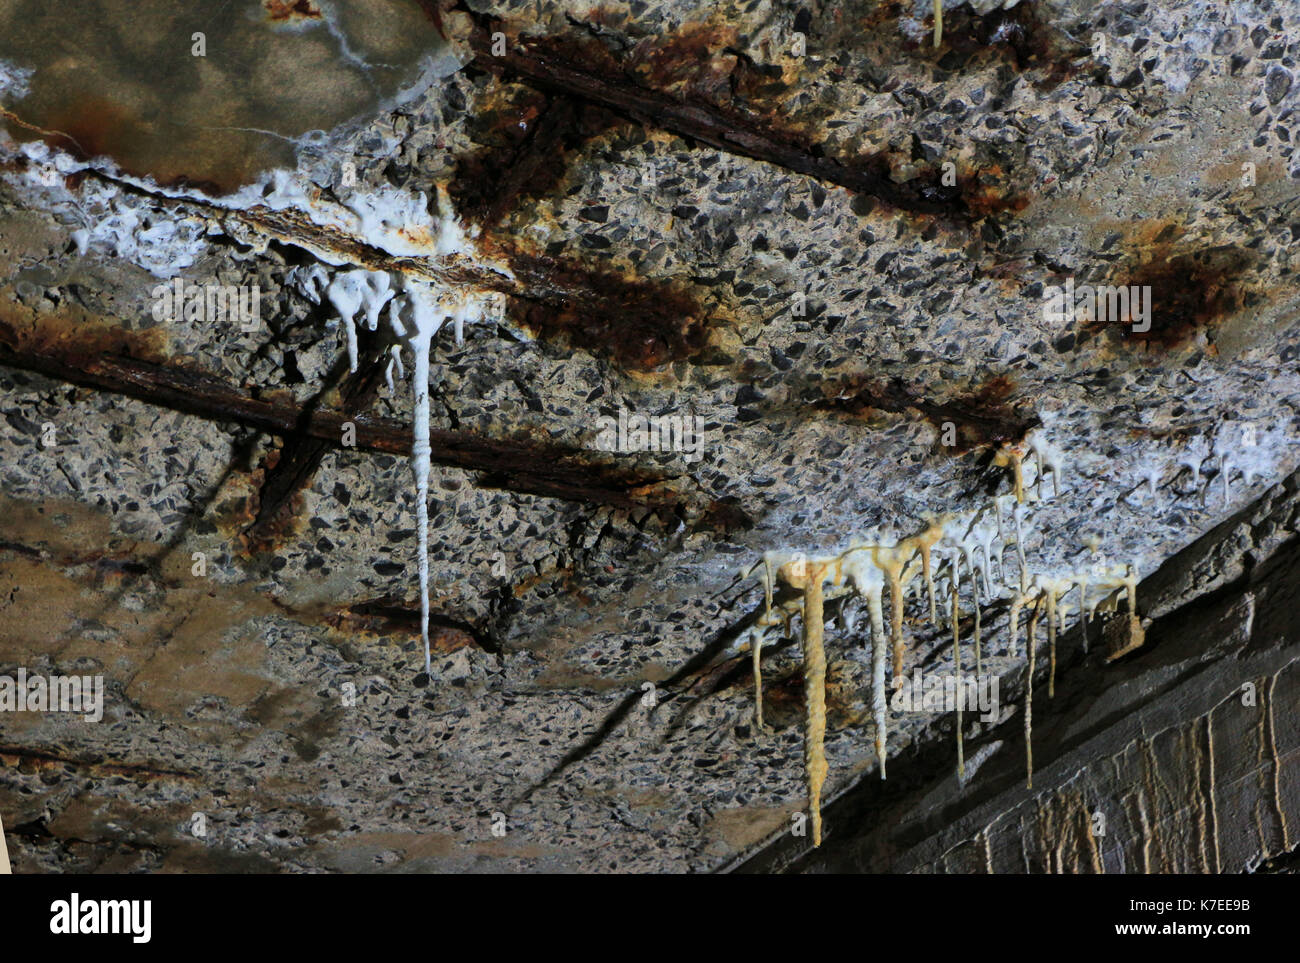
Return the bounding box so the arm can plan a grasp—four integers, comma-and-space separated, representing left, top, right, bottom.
839, 548, 887, 778
0, 129, 512, 673
0, 57, 33, 101
373, 276, 504, 674
325, 269, 395, 372
0, 141, 211, 277
246, 174, 508, 675
236, 168, 509, 670
738, 406, 1295, 825
1178, 435, 1211, 490
239, 171, 510, 675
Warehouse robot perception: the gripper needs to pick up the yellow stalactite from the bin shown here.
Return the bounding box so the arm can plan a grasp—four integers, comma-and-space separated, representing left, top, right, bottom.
1009, 593, 1025, 658
872, 543, 914, 688
800, 562, 830, 847
995, 443, 1027, 503
915, 519, 944, 625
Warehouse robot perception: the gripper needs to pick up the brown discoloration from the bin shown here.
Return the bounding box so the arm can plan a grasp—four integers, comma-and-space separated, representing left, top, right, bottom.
0, 305, 703, 510
449, 89, 623, 228
0, 293, 170, 365
813, 372, 1036, 452
864, 0, 908, 30
708, 804, 796, 852
0, 495, 134, 570
1083, 245, 1256, 352
223, 190, 716, 375
509, 565, 576, 600
0, 523, 281, 721
693, 496, 755, 535
264, 0, 322, 23
122, 590, 281, 715
326, 595, 490, 654
2, 99, 251, 196
1102, 611, 1147, 662
632, 21, 743, 95
956, 164, 1031, 219
910, 1, 1088, 90
4, 96, 141, 167
462, 12, 1004, 222
484, 239, 713, 370
0, 745, 195, 782
761, 669, 807, 729
745, 658, 865, 732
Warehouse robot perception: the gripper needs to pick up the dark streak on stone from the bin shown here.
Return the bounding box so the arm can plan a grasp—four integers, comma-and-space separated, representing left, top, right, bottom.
460, 10, 995, 222
329, 594, 499, 654
244, 325, 390, 551
915, 1, 1089, 91
484, 239, 712, 370
0, 309, 691, 511
812, 372, 1036, 451
450, 90, 622, 228
1085, 245, 1256, 352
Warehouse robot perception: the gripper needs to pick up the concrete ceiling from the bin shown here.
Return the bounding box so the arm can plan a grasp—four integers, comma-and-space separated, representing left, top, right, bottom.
0, 0, 1297, 872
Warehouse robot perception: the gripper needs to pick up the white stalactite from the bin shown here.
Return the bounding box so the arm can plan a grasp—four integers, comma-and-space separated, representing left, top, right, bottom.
407, 286, 445, 675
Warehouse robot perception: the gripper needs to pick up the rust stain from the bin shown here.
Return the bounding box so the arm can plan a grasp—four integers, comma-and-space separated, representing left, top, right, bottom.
759, 660, 862, 730
263, 0, 322, 23
813, 372, 1035, 452
468, 12, 1001, 222
909, 1, 1089, 89
2, 98, 245, 196
511, 565, 575, 599
956, 163, 1030, 218
320, 595, 494, 655
0, 745, 195, 782
632, 21, 743, 95
2, 97, 141, 167
507, 22, 817, 155
237, 442, 308, 550
482, 237, 712, 371
449, 86, 623, 228
1082, 245, 1256, 352
412, 0, 447, 36
0, 292, 170, 363
864, 0, 908, 30
212, 488, 262, 540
